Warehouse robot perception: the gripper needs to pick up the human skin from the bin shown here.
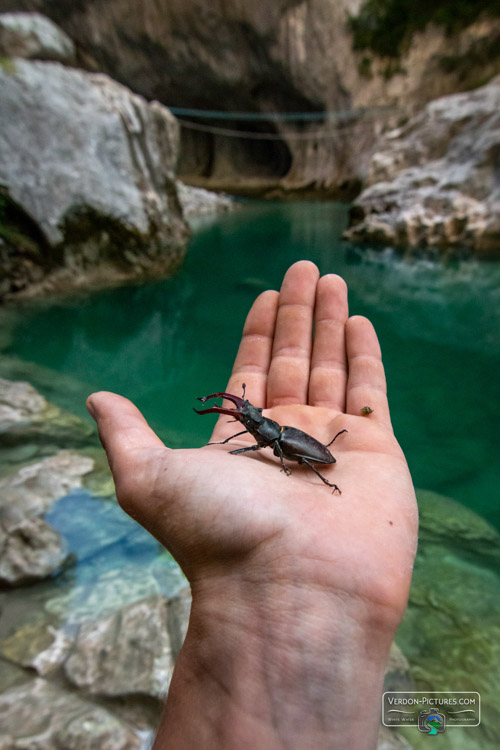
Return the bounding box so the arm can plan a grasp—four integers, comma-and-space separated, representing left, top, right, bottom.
87, 260, 418, 749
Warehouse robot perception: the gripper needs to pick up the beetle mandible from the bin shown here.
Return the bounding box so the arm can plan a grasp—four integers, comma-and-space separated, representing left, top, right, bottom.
194, 384, 347, 494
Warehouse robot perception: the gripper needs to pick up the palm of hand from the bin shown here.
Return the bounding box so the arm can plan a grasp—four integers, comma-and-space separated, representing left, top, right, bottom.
164, 402, 413, 611
89, 263, 417, 625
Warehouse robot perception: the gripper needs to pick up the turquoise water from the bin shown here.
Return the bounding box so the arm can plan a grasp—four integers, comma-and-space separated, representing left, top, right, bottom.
3, 200, 500, 528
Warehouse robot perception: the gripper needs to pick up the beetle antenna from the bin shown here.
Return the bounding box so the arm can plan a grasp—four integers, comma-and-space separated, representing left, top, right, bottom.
242, 383, 246, 399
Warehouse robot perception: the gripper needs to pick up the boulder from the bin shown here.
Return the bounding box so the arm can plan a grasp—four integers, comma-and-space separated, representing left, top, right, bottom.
0, 617, 74, 677
0, 55, 188, 298
0, 11, 75, 63
0, 515, 68, 587
345, 78, 500, 256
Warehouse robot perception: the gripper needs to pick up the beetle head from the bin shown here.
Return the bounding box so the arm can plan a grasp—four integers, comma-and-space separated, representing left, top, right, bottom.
193, 390, 250, 422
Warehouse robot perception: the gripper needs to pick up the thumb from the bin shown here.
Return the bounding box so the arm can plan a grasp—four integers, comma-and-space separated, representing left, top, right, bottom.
86, 391, 168, 510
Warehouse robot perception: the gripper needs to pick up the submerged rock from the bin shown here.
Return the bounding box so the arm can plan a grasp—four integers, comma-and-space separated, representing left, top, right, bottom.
0, 451, 94, 521
378, 726, 414, 750
0, 515, 68, 587
0, 678, 145, 749
394, 489, 500, 749
0, 450, 94, 585
65, 594, 174, 699
417, 488, 500, 556
384, 641, 413, 694
345, 77, 500, 257
0, 616, 74, 677
0, 34, 188, 299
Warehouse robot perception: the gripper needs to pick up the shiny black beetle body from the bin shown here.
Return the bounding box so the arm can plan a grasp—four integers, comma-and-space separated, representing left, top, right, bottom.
194, 384, 347, 493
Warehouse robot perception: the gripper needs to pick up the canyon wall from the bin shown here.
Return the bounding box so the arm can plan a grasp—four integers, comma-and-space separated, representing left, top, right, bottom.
1, 0, 498, 195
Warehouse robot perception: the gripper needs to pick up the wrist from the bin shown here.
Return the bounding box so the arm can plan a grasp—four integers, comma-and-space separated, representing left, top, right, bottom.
156, 572, 396, 749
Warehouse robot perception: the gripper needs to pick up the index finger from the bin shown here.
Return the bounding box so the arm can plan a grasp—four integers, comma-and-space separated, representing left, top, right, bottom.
210, 289, 279, 442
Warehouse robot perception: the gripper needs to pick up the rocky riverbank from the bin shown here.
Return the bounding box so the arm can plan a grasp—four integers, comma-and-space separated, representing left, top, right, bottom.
345, 76, 500, 256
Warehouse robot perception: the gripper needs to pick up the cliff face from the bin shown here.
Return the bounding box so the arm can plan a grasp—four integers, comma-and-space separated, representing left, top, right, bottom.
1, 0, 498, 195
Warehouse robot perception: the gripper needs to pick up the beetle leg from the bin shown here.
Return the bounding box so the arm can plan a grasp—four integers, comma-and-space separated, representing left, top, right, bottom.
300, 458, 341, 494
272, 440, 292, 476
325, 429, 347, 448
208, 429, 248, 445
229, 444, 262, 455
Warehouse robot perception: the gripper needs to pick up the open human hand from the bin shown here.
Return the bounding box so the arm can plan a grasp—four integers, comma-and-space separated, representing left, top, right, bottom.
87, 260, 418, 749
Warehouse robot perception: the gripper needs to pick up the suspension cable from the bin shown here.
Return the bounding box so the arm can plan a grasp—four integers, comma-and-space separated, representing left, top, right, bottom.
173, 105, 398, 140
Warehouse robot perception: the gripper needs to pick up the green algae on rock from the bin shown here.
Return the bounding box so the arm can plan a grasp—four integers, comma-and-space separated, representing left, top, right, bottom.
394, 489, 500, 749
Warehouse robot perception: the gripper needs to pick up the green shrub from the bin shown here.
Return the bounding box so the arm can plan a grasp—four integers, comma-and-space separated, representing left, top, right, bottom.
349, 0, 500, 58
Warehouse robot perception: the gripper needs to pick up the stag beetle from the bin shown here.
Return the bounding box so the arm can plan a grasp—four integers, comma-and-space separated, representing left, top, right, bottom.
194, 384, 347, 493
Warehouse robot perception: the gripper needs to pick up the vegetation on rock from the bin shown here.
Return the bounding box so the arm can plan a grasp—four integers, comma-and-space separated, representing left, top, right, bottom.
350, 0, 500, 58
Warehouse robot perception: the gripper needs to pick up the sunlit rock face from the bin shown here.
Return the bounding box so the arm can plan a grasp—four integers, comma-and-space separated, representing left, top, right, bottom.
345, 77, 500, 256
0, 11, 76, 63
0, 15, 189, 299
2, 0, 497, 197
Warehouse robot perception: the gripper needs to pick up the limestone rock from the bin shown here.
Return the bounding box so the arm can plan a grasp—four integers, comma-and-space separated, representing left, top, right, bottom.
64, 595, 174, 699
1, 578, 188, 685
0, 11, 75, 63
346, 78, 500, 256
0, 378, 94, 446
0, 451, 94, 525
0, 515, 68, 586
0, 677, 143, 749
0, 617, 74, 676
0, 57, 188, 298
